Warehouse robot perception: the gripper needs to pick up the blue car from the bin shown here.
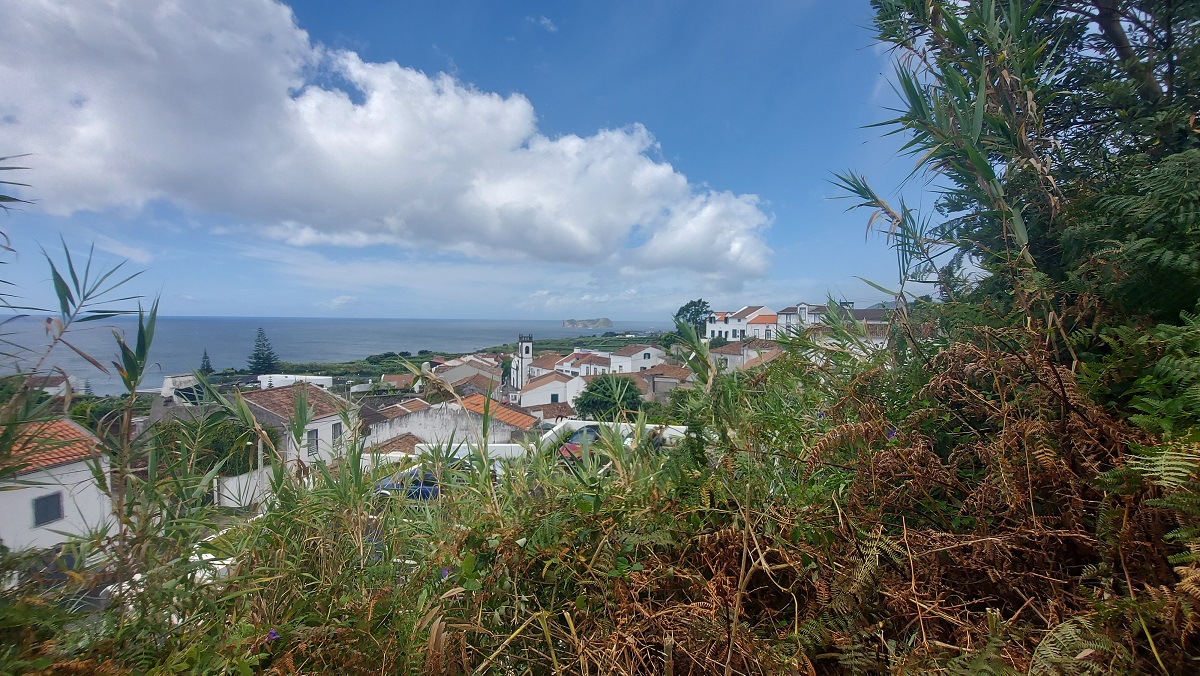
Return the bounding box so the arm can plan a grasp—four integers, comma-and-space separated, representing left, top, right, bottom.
375, 468, 439, 500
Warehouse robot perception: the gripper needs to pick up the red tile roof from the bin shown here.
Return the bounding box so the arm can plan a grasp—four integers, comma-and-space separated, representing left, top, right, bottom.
241, 383, 346, 420
382, 373, 418, 389
529, 353, 563, 370
748, 314, 777, 325
611, 344, 654, 357
380, 398, 431, 419
26, 375, 70, 389
453, 373, 500, 393
576, 354, 611, 367
710, 342, 746, 355
643, 364, 693, 381
14, 419, 100, 474
521, 371, 572, 393
460, 393, 537, 430
371, 432, 424, 454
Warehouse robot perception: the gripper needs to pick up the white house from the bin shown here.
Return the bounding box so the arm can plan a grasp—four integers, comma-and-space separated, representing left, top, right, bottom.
520, 371, 586, 408
241, 383, 356, 466
0, 419, 111, 552
706, 306, 775, 341
368, 393, 537, 451
609, 344, 666, 373
776, 302, 891, 348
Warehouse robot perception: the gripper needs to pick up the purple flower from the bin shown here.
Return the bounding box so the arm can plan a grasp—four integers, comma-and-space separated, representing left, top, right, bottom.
817, 412, 825, 420
886, 428, 897, 440
267, 628, 280, 641
441, 567, 450, 580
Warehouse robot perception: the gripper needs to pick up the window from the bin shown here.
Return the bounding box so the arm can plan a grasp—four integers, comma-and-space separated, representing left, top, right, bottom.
551, 393, 559, 403
332, 422, 343, 445
525, 345, 531, 354
307, 429, 319, 457
618, 366, 623, 372
640, 366, 647, 371
643, 352, 650, 359
765, 328, 772, 339
33, 492, 63, 527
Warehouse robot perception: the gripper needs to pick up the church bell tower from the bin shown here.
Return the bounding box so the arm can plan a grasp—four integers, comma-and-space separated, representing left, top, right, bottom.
512, 334, 533, 389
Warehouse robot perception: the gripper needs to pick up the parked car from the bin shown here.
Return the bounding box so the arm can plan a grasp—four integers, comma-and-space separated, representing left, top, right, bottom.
375, 468, 440, 500
558, 425, 603, 462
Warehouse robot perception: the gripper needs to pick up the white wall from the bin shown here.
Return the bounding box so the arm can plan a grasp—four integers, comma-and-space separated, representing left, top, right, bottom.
215, 467, 271, 509
0, 458, 111, 552
281, 414, 354, 466
258, 374, 334, 390
520, 376, 585, 408
382, 405, 522, 445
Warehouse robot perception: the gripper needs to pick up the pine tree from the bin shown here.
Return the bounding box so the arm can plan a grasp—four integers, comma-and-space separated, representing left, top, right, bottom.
247, 328, 279, 374
83, 379, 94, 396
199, 349, 214, 376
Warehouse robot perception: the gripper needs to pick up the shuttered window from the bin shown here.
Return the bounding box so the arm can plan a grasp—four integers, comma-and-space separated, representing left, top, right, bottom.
33, 492, 63, 527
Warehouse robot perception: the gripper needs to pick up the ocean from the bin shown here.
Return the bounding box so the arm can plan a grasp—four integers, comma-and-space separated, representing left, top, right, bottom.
4, 316, 671, 396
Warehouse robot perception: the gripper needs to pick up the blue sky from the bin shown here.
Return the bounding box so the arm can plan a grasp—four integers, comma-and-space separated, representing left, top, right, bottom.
0, 0, 917, 320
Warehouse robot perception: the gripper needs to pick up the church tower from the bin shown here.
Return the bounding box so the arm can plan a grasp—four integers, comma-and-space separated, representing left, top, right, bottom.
511, 334, 533, 389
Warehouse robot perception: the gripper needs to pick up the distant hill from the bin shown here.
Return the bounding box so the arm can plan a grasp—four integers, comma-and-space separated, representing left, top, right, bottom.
562, 318, 613, 329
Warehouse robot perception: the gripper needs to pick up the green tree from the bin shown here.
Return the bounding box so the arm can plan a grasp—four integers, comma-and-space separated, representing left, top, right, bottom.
198, 348, 214, 376
574, 374, 644, 421
673, 298, 711, 334
247, 327, 279, 374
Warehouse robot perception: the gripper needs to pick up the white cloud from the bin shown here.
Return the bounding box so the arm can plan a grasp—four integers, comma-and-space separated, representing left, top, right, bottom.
94, 235, 152, 264
527, 15, 558, 32
0, 0, 770, 288
318, 294, 357, 310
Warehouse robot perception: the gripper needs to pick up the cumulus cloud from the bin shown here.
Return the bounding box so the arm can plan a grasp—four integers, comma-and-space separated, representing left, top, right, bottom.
0, 0, 771, 287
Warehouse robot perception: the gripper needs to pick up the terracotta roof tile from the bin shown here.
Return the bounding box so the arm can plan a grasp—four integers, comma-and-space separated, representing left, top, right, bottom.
643, 364, 693, 380
460, 393, 537, 430
576, 354, 610, 366
778, 306, 799, 314
371, 432, 424, 454
611, 344, 654, 357
529, 353, 563, 370
748, 314, 778, 325
380, 398, 431, 419
15, 419, 100, 474
382, 374, 418, 389
521, 371, 572, 392
453, 373, 501, 392
241, 382, 346, 420
710, 342, 746, 355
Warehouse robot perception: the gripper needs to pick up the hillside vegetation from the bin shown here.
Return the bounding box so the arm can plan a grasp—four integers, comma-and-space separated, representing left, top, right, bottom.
2, 1, 1200, 673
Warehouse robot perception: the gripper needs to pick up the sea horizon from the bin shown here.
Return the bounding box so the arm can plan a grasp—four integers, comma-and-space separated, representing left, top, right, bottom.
3, 315, 673, 396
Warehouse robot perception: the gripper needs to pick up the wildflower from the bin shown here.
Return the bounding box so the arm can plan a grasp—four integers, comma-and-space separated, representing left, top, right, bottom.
886, 428, 896, 440
267, 628, 280, 641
